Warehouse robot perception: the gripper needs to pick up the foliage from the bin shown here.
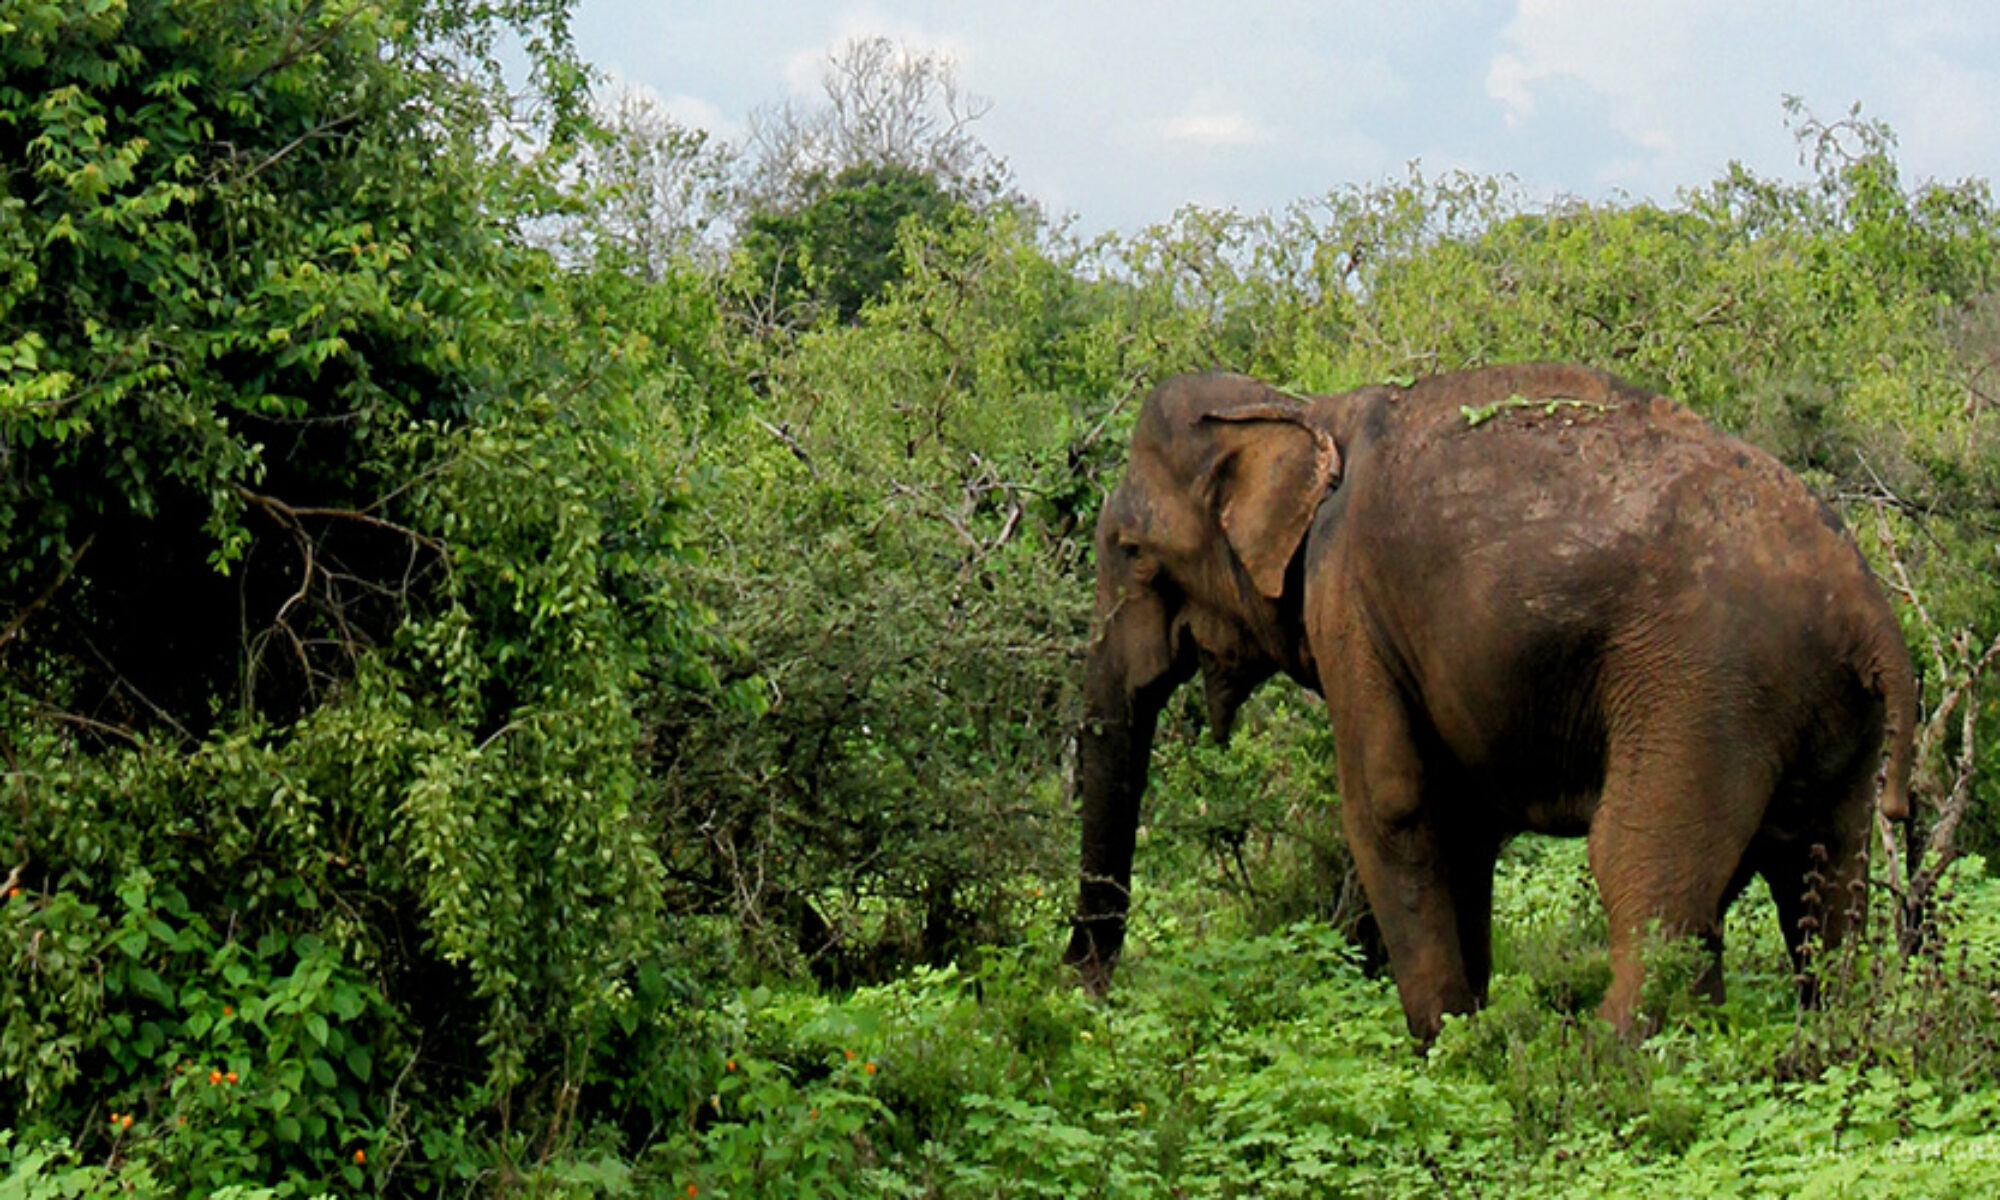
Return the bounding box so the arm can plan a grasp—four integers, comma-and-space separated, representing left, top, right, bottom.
2, 0, 733, 1192
736, 163, 961, 326
635, 855, 2000, 1198
656, 207, 1098, 982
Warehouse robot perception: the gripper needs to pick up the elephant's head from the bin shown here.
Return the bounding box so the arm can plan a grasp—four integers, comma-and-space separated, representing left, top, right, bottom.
1064, 373, 1341, 990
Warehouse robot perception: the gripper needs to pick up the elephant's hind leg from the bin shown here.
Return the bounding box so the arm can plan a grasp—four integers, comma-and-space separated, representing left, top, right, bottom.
1587, 738, 1773, 1033
1759, 758, 1878, 1008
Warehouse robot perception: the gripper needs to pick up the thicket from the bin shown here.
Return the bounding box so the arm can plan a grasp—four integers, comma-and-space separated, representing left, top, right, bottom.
4, 4, 2000, 1195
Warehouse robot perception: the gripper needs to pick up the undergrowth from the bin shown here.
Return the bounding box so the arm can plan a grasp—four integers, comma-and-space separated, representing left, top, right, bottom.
564, 844, 2000, 1199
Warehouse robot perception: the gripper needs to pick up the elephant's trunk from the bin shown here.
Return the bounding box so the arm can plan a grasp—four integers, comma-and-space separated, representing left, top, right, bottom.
1063, 631, 1177, 993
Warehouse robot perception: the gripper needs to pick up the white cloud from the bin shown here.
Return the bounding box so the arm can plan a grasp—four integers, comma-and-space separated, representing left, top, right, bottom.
659, 93, 735, 139
1486, 1, 1716, 147
1484, 52, 1536, 128
1480, 0, 2000, 199
1480, 0, 1796, 194
1158, 89, 1272, 150
1868, 10, 2000, 184
596, 69, 741, 141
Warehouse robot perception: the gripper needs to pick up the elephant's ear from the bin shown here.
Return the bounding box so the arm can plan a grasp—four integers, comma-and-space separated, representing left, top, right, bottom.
1200, 406, 1341, 599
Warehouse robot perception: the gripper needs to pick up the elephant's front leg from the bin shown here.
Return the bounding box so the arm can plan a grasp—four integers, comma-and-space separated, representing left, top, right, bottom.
1345, 808, 1482, 1041
1335, 719, 1480, 1043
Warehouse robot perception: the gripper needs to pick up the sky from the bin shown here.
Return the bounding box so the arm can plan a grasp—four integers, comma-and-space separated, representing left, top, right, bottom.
569, 1, 2000, 235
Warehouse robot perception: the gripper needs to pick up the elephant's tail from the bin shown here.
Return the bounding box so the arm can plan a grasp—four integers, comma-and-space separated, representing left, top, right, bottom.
1872, 626, 1917, 823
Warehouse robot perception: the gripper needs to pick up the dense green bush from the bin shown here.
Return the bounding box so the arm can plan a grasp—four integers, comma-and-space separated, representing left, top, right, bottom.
2, 0, 734, 1191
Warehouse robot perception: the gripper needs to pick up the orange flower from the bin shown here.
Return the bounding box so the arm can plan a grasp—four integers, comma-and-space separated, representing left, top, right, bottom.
864, 1062, 877, 1075
5, 887, 18, 900
725, 1059, 736, 1072
687, 1186, 698, 1198
354, 1149, 366, 1165
121, 1115, 133, 1130
110, 1112, 121, 1126
843, 1049, 855, 1061
225, 1071, 239, 1085
222, 1005, 233, 1016
209, 1070, 222, 1085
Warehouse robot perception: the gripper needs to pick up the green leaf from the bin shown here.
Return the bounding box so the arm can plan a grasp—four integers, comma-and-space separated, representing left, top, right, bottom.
330, 985, 364, 1022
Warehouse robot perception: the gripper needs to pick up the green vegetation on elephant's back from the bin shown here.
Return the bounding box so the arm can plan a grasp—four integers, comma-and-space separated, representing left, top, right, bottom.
5, 5, 2000, 1195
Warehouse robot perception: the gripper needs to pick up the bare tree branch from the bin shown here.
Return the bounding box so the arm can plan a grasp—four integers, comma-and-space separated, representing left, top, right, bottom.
0, 532, 95, 651
1868, 501, 2000, 954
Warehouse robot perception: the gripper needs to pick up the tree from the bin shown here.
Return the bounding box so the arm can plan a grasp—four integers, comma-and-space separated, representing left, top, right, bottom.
725, 36, 1017, 328
1, 0, 731, 1188
552, 85, 739, 279
741, 35, 1004, 212
737, 161, 958, 324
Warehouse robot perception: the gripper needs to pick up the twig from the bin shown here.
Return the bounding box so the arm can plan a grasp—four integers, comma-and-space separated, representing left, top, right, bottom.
1076, 377, 1146, 453
0, 533, 96, 651
80, 636, 195, 746
35, 707, 144, 748
237, 487, 447, 554
751, 416, 819, 478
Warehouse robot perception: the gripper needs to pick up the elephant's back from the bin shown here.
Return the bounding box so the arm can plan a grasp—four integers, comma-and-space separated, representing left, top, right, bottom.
1362, 364, 1855, 583
1331, 363, 1893, 771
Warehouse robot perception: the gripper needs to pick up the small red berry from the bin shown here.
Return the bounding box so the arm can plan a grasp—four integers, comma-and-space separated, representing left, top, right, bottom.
354, 1149, 366, 1165
225, 1071, 238, 1085
726, 1059, 736, 1072
865, 1062, 877, 1075
209, 1070, 222, 1085
121, 1115, 133, 1130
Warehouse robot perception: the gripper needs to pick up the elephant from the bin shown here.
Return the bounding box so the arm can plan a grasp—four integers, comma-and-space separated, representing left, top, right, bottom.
1062, 363, 1916, 1040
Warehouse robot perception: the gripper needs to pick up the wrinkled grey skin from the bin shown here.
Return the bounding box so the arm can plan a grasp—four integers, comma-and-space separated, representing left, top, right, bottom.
1063, 364, 1915, 1041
